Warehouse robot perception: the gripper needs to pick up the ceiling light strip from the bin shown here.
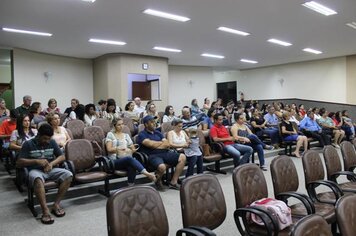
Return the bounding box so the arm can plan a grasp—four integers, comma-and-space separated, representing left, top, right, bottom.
153, 46, 181, 52
2, 27, 52, 36
303, 48, 322, 54
89, 38, 126, 45
201, 53, 225, 59
267, 38, 292, 46
240, 59, 258, 64
302, 1, 337, 16
143, 9, 190, 22
346, 22, 356, 29
217, 27, 250, 36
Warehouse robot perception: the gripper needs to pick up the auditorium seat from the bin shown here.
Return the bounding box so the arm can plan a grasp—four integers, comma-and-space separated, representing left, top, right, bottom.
66, 119, 85, 139
290, 214, 332, 236
340, 141, 356, 173
336, 194, 356, 236
93, 118, 111, 136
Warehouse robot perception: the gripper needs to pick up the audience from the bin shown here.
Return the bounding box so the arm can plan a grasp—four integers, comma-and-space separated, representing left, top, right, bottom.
300, 111, 331, 147
137, 115, 186, 191
9, 114, 37, 152
105, 118, 156, 185
202, 97, 210, 113
29, 102, 46, 128
298, 104, 306, 117
16, 95, 32, 116
0, 109, 18, 149
47, 113, 71, 149
43, 98, 61, 116
122, 101, 139, 124
16, 124, 73, 224
318, 108, 345, 148
341, 110, 355, 140
102, 98, 120, 123
96, 99, 107, 118
0, 98, 10, 118
162, 105, 177, 123
133, 97, 145, 115
84, 103, 98, 126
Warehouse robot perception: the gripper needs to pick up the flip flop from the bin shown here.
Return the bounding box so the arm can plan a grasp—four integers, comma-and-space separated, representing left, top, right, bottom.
51, 207, 66, 217
41, 214, 54, 224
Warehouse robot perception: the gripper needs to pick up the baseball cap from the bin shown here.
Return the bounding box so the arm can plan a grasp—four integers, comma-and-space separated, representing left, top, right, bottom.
142, 115, 157, 124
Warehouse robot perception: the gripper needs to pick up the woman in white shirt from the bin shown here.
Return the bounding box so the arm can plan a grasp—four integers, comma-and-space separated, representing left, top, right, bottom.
10, 114, 37, 152
84, 104, 98, 126
47, 112, 71, 149
167, 119, 203, 177
162, 105, 177, 123
289, 108, 300, 126
105, 118, 156, 185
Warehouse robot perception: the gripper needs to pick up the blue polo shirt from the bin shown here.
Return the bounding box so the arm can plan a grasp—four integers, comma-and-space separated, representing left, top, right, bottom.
137, 129, 167, 155
300, 117, 321, 132
264, 113, 279, 126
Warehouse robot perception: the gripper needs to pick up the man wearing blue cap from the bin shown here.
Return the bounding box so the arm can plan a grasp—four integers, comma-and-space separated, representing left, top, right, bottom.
137, 115, 186, 190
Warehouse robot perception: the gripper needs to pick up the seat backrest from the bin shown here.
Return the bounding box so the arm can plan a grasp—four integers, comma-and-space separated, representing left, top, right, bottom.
93, 118, 111, 136
196, 129, 206, 146
302, 150, 325, 187
138, 124, 145, 133
83, 126, 105, 144
122, 117, 135, 136
121, 125, 132, 138
66, 128, 73, 140
352, 138, 356, 149
290, 214, 332, 236
106, 186, 169, 236
232, 163, 268, 208
180, 174, 226, 230
59, 113, 67, 126
65, 139, 96, 171
323, 145, 343, 180
340, 141, 356, 172
161, 122, 173, 134
270, 155, 299, 196
336, 194, 356, 236
66, 119, 85, 139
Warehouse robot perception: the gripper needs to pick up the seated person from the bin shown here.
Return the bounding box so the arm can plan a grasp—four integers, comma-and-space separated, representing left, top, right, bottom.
181, 107, 202, 130
102, 98, 121, 123
16, 95, 32, 116
202, 108, 216, 130
318, 108, 345, 148
143, 103, 161, 128
210, 114, 253, 167
190, 98, 202, 117
137, 115, 186, 190
0, 109, 18, 149
167, 119, 203, 177
341, 110, 356, 140
96, 99, 107, 118
122, 101, 140, 125
250, 109, 280, 148
9, 114, 37, 153
105, 118, 156, 185
47, 113, 71, 149
16, 124, 73, 224
43, 98, 61, 116
84, 103, 98, 127
231, 113, 273, 171
0, 98, 10, 118
29, 102, 45, 128
300, 111, 331, 147
162, 105, 177, 123
263, 105, 279, 127
281, 112, 308, 158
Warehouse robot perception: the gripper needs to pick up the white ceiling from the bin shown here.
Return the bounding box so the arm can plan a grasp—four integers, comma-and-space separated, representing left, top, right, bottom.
0, 0, 355, 69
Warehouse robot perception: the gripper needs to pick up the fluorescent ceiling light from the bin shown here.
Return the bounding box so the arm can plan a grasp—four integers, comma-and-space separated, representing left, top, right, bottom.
2, 27, 52, 36
302, 1, 337, 16
240, 59, 258, 64
143, 9, 190, 22
267, 38, 292, 46
153, 46, 181, 53
217, 27, 250, 36
303, 48, 322, 54
346, 22, 356, 30
201, 53, 224, 59
82, 0, 96, 2
89, 38, 126, 45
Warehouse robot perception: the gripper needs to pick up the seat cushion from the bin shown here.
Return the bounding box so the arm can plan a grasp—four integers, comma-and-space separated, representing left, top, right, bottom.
339, 182, 356, 193
317, 192, 336, 203
44, 181, 58, 189
290, 202, 335, 223
114, 170, 128, 177
203, 154, 222, 161
75, 171, 107, 183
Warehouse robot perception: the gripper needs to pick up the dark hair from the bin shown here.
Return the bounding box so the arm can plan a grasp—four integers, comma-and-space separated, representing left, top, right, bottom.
112, 117, 123, 127
29, 102, 41, 114
38, 123, 54, 137
47, 98, 57, 107
204, 98, 209, 104
164, 105, 174, 116
106, 98, 116, 113
10, 109, 18, 119
207, 108, 215, 118
75, 104, 85, 121
85, 103, 96, 115
171, 118, 183, 126
16, 114, 35, 139
191, 99, 197, 106
213, 113, 222, 121
125, 102, 134, 111
328, 112, 335, 118
299, 104, 304, 109
319, 108, 326, 116
342, 110, 348, 117
98, 99, 107, 105
234, 113, 243, 121
335, 111, 341, 122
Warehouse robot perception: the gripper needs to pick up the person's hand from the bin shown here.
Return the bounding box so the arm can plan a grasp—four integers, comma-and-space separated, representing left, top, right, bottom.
161, 139, 170, 149
37, 159, 49, 167
43, 163, 52, 173
243, 137, 251, 143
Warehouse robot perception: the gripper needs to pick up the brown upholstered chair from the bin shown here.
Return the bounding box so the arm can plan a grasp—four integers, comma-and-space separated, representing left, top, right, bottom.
137, 124, 145, 133
122, 117, 136, 136
271, 155, 336, 233
196, 130, 225, 174
121, 124, 132, 138
290, 214, 332, 236
161, 122, 173, 134
66, 119, 85, 139
336, 194, 356, 236
83, 126, 105, 156
107, 186, 208, 236
65, 139, 109, 196
323, 145, 356, 193
180, 174, 226, 231
66, 128, 73, 140
233, 163, 288, 235
93, 118, 111, 136
340, 141, 356, 173
59, 113, 67, 126
302, 150, 343, 205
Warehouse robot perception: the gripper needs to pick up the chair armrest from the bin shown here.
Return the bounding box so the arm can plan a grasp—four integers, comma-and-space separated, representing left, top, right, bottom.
185, 226, 216, 236
276, 192, 315, 214
66, 160, 76, 176
210, 142, 225, 155
133, 152, 149, 166
234, 207, 278, 236
307, 180, 343, 204
330, 171, 356, 182
176, 228, 205, 236
95, 156, 111, 172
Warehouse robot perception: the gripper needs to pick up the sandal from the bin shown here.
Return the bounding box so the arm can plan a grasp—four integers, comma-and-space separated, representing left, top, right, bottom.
41, 214, 54, 224
291, 152, 301, 158
168, 183, 180, 190
51, 207, 66, 217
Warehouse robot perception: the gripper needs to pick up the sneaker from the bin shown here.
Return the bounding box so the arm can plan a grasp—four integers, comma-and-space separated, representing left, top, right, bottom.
264, 145, 274, 150
168, 182, 181, 190
155, 180, 165, 192
260, 165, 268, 171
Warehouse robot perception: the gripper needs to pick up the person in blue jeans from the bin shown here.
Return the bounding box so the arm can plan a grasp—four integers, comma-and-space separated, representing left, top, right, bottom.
167, 119, 203, 177
105, 118, 156, 185
210, 114, 253, 167
231, 113, 274, 171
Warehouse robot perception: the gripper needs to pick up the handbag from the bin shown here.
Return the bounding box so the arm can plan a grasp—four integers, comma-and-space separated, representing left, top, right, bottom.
250, 198, 292, 230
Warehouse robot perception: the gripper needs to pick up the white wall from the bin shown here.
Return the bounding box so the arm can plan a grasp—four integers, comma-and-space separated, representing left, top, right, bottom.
168, 66, 215, 111
13, 49, 93, 111
239, 57, 347, 103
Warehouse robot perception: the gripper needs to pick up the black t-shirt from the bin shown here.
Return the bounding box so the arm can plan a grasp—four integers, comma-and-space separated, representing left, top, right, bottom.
250, 116, 265, 132
281, 120, 294, 137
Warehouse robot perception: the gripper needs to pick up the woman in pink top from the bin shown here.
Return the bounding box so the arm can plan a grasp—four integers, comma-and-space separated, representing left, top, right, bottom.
46, 112, 71, 148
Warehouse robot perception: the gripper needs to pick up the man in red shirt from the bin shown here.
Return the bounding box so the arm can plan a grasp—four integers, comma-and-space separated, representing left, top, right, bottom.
0, 109, 18, 148
210, 114, 253, 167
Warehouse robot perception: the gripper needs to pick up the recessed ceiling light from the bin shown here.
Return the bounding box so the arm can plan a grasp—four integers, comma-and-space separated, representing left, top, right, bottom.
82, 0, 96, 2
240, 59, 258, 64
346, 22, 356, 30
153, 46, 181, 53
303, 48, 322, 54
2, 27, 52, 37
89, 38, 126, 45
217, 27, 250, 36
267, 38, 292, 47
201, 53, 225, 59
143, 9, 190, 22
302, 1, 337, 16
